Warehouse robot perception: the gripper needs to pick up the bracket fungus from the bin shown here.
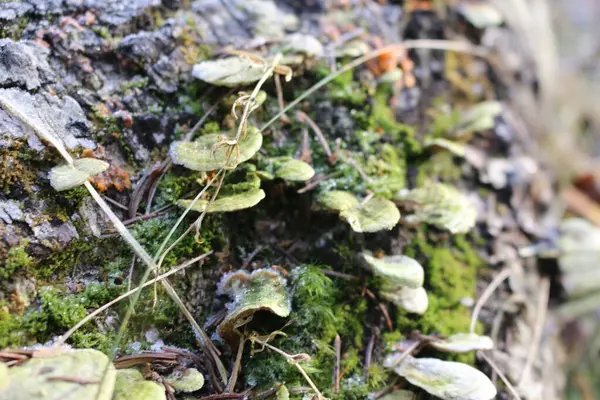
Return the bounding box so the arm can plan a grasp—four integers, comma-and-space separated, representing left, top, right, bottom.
381, 286, 429, 315
217, 269, 291, 346
424, 138, 467, 158
169, 127, 263, 171
396, 182, 477, 234
50, 158, 109, 191
317, 190, 360, 212
361, 253, 424, 289
280, 33, 324, 58
260, 157, 315, 182
384, 354, 497, 400
455, 101, 502, 137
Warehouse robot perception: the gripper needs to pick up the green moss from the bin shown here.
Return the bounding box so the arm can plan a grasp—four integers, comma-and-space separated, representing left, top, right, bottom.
153, 172, 198, 207
0, 283, 122, 351
398, 232, 482, 364
62, 186, 90, 207
314, 65, 367, 106
2, 240, 32, 279
417, 152, 463, 184
120, 77, 150, 92
0, 306, 27, 348
244, 266, 370, 396
130, 213, 221, 269
38, 239, 97, 279
0, 149, 35, 194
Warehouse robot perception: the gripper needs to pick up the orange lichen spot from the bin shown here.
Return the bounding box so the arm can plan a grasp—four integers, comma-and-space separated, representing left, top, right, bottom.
93, 103, 112, 119
405, 0, 432, 12
367, 38, 401, 76
90, 165, 131, 193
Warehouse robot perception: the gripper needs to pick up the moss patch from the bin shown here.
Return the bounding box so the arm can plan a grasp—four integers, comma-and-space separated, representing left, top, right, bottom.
244, 266, 374, 398
2, 240, 33, 279
398, 230, 482, 364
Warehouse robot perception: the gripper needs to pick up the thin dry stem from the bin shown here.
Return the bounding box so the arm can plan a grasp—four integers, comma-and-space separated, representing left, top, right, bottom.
470, 268, 511, 333
260, 40, 487, 134
296, 110, 334, 162
479, 351, 523, 400
226, 338, 246, 393
250, 337, 324, 400
333, 335, 341, 393
56, 252, 211, 344
517, 277, 550, 386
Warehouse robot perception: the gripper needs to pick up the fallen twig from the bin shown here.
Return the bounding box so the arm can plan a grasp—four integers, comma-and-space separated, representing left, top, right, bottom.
364, 331, 377, 380
517, 277, 550, 386
296, 110, 334, 164
478, 351, 522, 400
333, 335, 341, 393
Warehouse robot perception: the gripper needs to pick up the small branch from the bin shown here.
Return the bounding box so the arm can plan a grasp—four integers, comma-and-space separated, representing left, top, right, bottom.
517, 277, 550, 386
333, 335, 341, 393
297, 173, 337, 194
241, 245, 266, 269
387, 340, 421, 369
274, 73, 290, 124
296, 110, 334, 163
320, 269, 360, 281
470, 268, 511, 333
250, 383, 284, 400
226, 338, 246, 392
103, 195, 129, 211
364, 331, 376, 380
198, 394, 245, 400
365, 289, 393, 330
478, 351, 522, 400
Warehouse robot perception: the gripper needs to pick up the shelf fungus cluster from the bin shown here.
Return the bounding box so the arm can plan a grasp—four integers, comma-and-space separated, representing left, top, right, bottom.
361, 253, 428, 315
384, 333, 496, 400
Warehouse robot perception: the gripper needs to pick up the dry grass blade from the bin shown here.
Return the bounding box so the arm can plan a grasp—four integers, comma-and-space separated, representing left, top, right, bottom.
0, 92, 228, 388
478, 351, 522, 400
56, 252, 212, 344
470, 268, 511, 333
259, 39, 488, 134
517, 277, 550, 387
249, 336, 325, 400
